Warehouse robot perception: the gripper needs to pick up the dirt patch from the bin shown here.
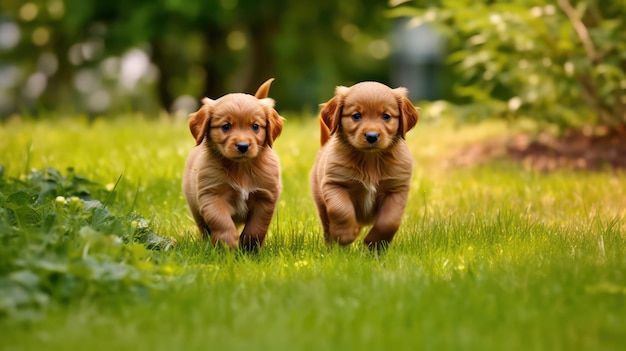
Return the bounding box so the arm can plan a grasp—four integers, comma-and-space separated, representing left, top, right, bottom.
450, 128, 626, 171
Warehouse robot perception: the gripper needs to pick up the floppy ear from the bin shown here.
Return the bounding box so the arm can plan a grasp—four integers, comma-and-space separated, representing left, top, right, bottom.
320, 86, 349, 140
393, 87, 419, 138
258, 98, 284, 147
318, 115, 331, 146
189, 98, 214, 145
254, 78, 275, 99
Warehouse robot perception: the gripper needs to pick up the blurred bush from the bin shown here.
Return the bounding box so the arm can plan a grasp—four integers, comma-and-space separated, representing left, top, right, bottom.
0, 0, 396, 117
2, 0, 624, 132
391, 0, 626, 133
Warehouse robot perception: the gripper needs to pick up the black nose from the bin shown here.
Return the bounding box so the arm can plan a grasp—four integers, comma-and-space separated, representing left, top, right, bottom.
365, 132, 379, 144
236, 142, 249, 154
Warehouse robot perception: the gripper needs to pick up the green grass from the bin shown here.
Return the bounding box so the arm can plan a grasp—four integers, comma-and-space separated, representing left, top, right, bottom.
1, 114, 625, 351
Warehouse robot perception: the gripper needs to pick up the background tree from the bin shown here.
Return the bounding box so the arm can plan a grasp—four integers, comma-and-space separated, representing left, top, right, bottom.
0, 0, 393, 117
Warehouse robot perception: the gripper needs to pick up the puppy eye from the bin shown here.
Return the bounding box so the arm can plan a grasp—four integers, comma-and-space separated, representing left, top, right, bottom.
252, 123, 260, 132
352, 112, 362, 121
382, 113, 391, 121
221, 123, 231, 132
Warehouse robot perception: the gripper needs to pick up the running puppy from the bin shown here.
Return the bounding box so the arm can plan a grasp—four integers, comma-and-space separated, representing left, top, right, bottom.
183, 78, 283, 251
310, 81, 418, 249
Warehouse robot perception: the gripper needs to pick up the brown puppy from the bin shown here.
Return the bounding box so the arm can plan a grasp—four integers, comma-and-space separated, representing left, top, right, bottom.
310, 81, 419, 249
183, 78, 283, 251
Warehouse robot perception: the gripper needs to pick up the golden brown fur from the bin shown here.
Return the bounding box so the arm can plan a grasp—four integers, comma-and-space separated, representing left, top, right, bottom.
183, 78, 284, 251
310, 81, 419, 249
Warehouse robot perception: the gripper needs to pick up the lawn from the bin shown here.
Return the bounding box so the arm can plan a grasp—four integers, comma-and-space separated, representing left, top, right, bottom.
1, 113, 625, 351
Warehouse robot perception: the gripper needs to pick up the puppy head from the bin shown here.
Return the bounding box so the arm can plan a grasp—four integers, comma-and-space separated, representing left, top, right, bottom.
320, 82, 419, 150
188, 80, 283, 161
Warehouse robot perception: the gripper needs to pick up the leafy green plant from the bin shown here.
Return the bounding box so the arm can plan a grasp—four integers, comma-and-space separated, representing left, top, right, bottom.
391, 0, 626, 132
0, 167, 173, 320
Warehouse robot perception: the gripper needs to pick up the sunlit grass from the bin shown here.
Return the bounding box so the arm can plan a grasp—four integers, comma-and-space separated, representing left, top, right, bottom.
1, 114, 625, 350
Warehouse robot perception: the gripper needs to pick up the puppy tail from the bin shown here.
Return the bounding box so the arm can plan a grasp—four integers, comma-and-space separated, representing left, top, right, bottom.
319, 115, 331, 146
254, 78, 275, 99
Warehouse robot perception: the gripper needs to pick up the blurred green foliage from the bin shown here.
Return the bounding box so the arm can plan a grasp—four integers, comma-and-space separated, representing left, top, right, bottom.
0, 0, 393, 116
391, 0, 626, 132
1, 0, 624, 132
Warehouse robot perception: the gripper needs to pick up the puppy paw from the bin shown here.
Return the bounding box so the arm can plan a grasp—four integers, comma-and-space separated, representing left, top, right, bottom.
239, 233, 263, 253
328, 226, 360, 245
364, 239, 391, 254
210, 232, 239, 249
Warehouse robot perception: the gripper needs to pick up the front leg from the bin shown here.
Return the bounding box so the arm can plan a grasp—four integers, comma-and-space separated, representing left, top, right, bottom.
198, 193, 239, 248
363, 189, 409, 250
323, 184, 360, 245
240, 191, 279, 252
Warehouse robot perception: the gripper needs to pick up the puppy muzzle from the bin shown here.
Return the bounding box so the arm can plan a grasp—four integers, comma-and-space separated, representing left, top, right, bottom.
235, 142, 250, 154
365, 132, 379, 145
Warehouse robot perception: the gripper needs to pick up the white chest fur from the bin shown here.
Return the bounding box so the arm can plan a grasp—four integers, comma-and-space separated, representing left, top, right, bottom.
230, 183, 251, 219
362, 182, 377, 215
